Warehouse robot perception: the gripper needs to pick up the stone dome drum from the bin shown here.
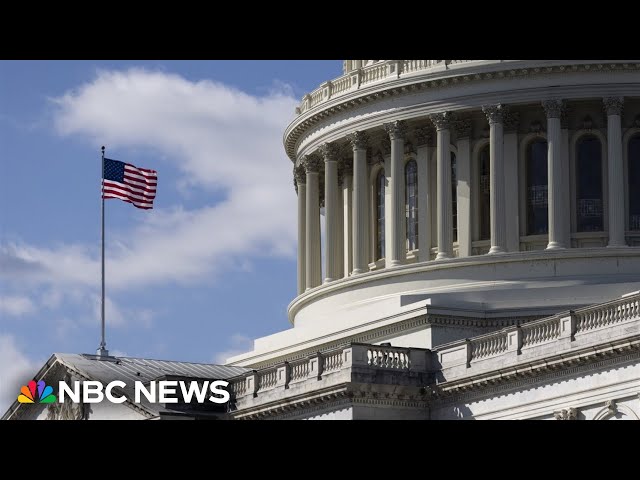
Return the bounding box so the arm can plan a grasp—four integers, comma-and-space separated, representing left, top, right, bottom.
283, 59, 640, 339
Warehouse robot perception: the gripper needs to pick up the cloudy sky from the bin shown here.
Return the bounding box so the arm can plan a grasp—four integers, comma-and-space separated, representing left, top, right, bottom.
0, 60, 342, 411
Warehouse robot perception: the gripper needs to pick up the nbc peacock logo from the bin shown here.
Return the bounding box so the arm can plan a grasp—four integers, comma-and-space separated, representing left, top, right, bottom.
18, 380, 57, 404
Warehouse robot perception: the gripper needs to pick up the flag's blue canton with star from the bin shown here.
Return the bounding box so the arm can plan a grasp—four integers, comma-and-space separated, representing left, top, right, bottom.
104, 158, 126, 183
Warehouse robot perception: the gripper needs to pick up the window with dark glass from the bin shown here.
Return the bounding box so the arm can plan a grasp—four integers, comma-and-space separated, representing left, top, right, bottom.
451, 152, 458, 243
376, 169, 386, 260
406, 160, 418, 250
629, 135, 640, 231
576, 135, 603, 232
478, 145, 490, 240
526, 139, 549, 235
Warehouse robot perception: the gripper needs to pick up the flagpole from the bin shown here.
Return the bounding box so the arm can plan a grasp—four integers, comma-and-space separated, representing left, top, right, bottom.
97, 145, 109, 357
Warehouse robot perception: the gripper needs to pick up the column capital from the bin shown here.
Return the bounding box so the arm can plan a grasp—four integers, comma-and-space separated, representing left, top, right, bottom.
301, 154, 323, 173
346, 131, 369, 150
319, 142, 340, 162
383, 120, 408, 140
294, 164, 306, 185
482, 104, 507, 124
603, 96, 624, 116
455, 118, 473, 139
429, 111, 454, 131
503, 111, 520, 133
542, 99, 565, 119
414, 126, 435, 146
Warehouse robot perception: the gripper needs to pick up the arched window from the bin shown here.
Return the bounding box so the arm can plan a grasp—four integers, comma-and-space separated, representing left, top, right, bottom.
451, 152, 458, 243
576, 135, 604, 232
376, 169, 386, 260
629, 135, 640, 231
526, 139, 549, 235
478, 145, 490, 240
406, 160, 418, 251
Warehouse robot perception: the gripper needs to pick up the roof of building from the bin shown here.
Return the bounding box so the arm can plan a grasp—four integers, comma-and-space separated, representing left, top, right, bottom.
2, 352, 249, 420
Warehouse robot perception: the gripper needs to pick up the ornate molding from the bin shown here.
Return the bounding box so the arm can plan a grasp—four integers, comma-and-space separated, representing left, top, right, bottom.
383, 120, 408, 140
554, 407, 578, 420
319, 142, 339, 162
603, 96, 624, 116
529, 120, 544, 134
429, 111, 454, 131
285, 62, 640, 161
542, 99, 565, 119
346, 131, 369, 150
581, 115, 595, 131
404, 141, 416, 155
455, 118, 473, 139
482, 104, 507, 124
414, 126, 435, 146
301, 154, 323, 173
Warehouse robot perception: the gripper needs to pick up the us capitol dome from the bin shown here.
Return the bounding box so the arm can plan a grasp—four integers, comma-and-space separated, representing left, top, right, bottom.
225, 60, 640, 420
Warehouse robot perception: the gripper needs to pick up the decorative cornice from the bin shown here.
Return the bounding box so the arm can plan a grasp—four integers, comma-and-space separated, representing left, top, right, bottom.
383, 120, 408, 140
301, 154, 323, 173
414, 126, 435, 146
319, 142, 339, 162
284, 62, 640, 161
482, 104, 507, 124
429, 111, 454, 131
455, 118, 473, 139
603, 96, 624, 116
346, 131, 369, 150
542, 99, 565, 119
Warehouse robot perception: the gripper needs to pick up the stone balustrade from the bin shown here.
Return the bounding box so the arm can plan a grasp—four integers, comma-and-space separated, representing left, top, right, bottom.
229, 343, 429, 400
436, 292, 640, 374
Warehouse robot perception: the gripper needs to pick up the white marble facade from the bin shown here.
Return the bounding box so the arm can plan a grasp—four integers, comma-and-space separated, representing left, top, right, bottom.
227, 60, 640, 420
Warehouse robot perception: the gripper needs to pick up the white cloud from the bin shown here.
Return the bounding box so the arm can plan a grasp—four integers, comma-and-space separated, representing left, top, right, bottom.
0, 296, 36, 317
1, 68, 299, 294
213, 333, 253, 364
0, 335, 40, 414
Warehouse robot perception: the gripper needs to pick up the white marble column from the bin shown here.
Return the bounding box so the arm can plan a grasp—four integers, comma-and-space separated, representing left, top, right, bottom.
561, 115, 571, 248
483, 104, 507, 254
384, 120, 408, 267
337, 167, 344, 279
604, 97, 626, 247
347, 131, 369, 275
503, 112, 520, 252
430, 112, 454, 260
320, 143, 341, 283
342, 160, 353, 277
295, 165, 306, 295
542, 99, 565, 250
415, 127, 433, 262
304, 155, 322, 290
455, 119, 472, 258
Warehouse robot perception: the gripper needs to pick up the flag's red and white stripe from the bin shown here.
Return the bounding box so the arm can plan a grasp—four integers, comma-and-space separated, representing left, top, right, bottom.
102, 164, 157, 209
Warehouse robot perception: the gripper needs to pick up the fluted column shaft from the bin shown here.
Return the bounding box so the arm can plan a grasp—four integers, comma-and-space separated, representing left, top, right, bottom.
543, 100, 565, 250
321, 143, 341, 283
349, 132, 369, 275
304, 156, 322, 289
384, 121, 408, 267
295, 167, 306, 295
431, 113, 453, 260
483, 105, 506, 254
342, 167, 353, 277
604, 97, 626, 247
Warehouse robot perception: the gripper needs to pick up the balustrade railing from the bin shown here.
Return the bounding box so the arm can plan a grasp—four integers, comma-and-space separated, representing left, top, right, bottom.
298, 60, 481, 114
521, 317, 560, 347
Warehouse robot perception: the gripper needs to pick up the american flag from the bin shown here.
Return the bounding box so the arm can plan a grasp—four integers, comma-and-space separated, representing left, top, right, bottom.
102, 158, 157, 209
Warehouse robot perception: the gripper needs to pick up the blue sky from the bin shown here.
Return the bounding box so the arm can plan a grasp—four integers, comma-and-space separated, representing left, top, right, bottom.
0, 60, 343, 410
